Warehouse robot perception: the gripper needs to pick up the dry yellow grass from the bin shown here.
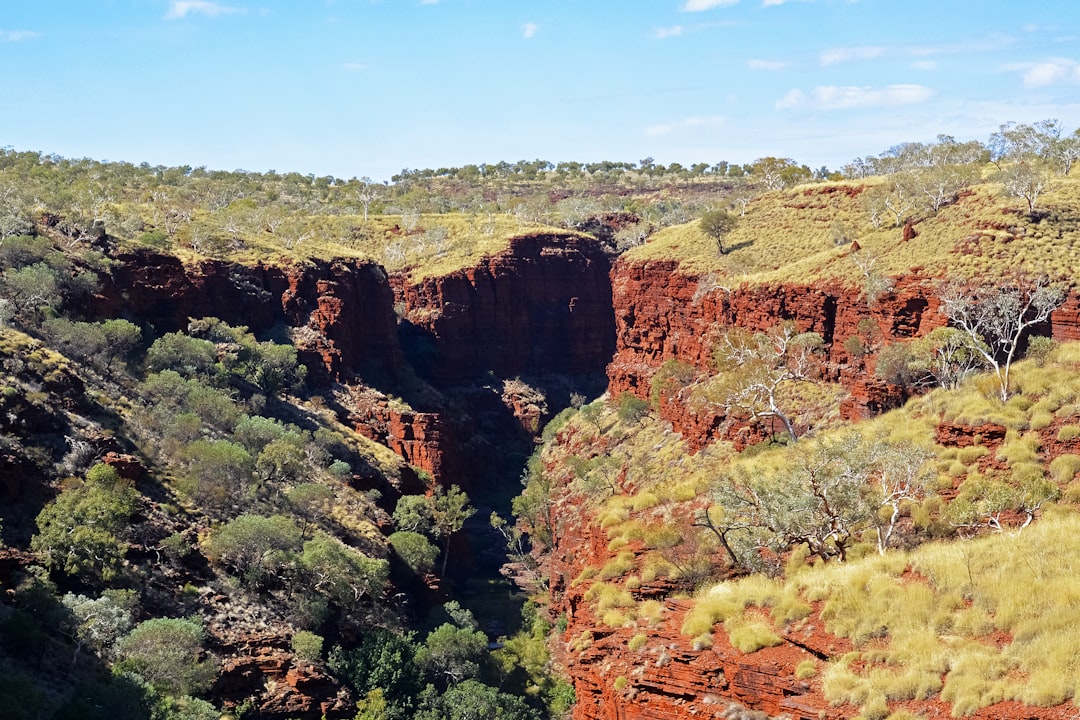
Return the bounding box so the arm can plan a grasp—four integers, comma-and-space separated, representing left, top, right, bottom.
111, 208, 577, 280
628, 177, 1080, 287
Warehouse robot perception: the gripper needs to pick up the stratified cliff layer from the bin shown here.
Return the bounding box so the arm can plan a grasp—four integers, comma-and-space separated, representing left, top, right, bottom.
390, 232, 616, 384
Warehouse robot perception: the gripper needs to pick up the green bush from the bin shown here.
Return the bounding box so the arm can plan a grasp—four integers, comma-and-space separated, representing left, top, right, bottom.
115, 618, 218, 696
300, 533, 389, 610
203, 514, 301, 588
389, 531, 439, 575
180, 439, 255, 514
31, 463, 138, 581
291, 630, 324, 662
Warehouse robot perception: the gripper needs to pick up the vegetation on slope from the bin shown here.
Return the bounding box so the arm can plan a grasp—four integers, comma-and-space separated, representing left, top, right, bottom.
522, 329, 1080, 717
0, 228, 571, 718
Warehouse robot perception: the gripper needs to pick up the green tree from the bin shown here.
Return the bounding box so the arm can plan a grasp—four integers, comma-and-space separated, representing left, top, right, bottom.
388, 531, 439, 575
328, 629, 422, 720
61, 589, 137, 659
180, 439, 255, 515
31, 463, 138, 582
300, 532, 389, 610
286, 482, 334, 538
203, 514, 301, 589
101, 319, 144, 371
431, 484, 475, 575
291, 630, 324, 662
699, 208, 738, 254
416, 623, 488, 685
145, 332, 217, 377
416, 679, 542, 720
115, 618, 218, 697
939, 276, 1066, 401
616, 392, 649, 425
2, 262, 62, 321
392, 494, 435, 534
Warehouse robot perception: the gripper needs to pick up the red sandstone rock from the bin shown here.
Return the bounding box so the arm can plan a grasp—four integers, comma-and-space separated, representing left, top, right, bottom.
390, 233, 615, 384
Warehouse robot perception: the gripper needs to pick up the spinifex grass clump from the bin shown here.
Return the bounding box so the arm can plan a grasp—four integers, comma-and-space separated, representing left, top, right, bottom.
686, 509, 1080, 717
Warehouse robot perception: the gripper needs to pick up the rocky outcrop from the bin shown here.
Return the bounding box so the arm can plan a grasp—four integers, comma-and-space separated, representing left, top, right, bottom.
390, 233, 616, 384
606, 258, 942, 400
213, 633, 352, 720
606, 256, 1080, 448
90, 250, 402, 383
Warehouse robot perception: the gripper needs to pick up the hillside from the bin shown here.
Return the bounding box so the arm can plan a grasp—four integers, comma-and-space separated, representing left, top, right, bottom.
2, 128, 1080, 720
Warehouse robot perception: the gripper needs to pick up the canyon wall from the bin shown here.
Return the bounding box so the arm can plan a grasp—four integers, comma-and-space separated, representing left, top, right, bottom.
92, 249, 403, 383
86, 238, 1080, 720
389, 233, 616, 384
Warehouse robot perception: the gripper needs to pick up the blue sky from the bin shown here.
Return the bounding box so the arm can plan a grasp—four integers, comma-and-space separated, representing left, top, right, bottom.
2, 0, 1079, 180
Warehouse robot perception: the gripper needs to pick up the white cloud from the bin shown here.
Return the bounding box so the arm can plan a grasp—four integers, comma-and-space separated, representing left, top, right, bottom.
747, 58, 788, 70
646, 115, 726, 137
820, 45, 885, 66
776, 84, 934, 110
654, 25, 685, 39
342, 62, 370, 71
522, 22, 539, 39
775, 89, 807, 109
420, 0, 440, 4
907, 33, 1015, 58
0, 30, 39, 41
1014, 58, 1080, 87
165, 1, 245, 20
680, 0, 739, 11
913, 60, 937, 70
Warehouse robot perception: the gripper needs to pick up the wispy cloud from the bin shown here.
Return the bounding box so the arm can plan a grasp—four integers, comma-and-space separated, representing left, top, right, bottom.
776, 84, 934, 110
342, 62, 370, 71
1009, 58, 1080, 87
165, 1, 245, 20
913, 60, 937, 70
655, 25, 685, 39
820, 45, 884, 66
646, 115, 726, 136
907, 33, 1015, 58
747, 58, 788, 70
522, 22, 539, 39
420, 0, 440, 4
0, 30, 39, 42
681, 0, 739, 11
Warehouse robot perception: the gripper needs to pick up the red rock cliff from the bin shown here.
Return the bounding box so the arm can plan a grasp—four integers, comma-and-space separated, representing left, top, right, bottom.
91, 250, 402, 383
390, 233, 616, 384
606, 256, 1080, 448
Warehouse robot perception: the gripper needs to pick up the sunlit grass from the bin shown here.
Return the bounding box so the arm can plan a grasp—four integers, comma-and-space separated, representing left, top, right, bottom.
111, 208, 576, 280
627, 177, 1080, 288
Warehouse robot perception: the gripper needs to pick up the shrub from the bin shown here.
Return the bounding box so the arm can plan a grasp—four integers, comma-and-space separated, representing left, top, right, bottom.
291, 631, 324, 662
180, 439, 255, 515
617, 393, 649, 425
628, 633, 647, 651
115, 618, 218, 696
31, 463, 137, 581
388, 531, 439, 575
1058, 424, 1080, 442
146, 332, 217, 377
300, 533, 389, 610
203, 514, 301, 588
1049, 454, 1080, 484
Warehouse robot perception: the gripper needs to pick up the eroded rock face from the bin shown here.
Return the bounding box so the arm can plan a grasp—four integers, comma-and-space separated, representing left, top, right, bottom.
91, 250, 402, 383
606, 258, 943, 402
213, 633, 352, 720
390, 233, 616, 384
